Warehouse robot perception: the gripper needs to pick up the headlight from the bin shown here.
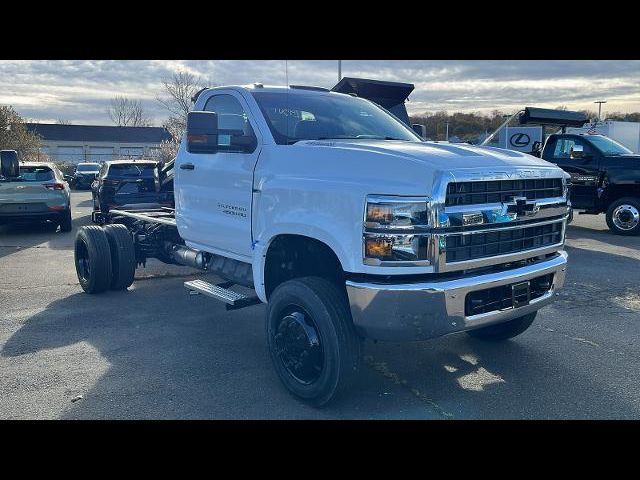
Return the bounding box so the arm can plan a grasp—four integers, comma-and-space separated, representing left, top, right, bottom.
365, 196, 428, 229
363, 195, 430, 266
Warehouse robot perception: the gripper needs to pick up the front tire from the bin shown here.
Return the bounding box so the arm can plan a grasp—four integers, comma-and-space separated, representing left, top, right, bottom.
466, 312, 537, 341
266, 277, 361, 407
606, 197, 640, 236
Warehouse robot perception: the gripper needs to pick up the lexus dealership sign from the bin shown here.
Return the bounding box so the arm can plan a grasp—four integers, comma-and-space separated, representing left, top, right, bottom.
498, 126, 543, 152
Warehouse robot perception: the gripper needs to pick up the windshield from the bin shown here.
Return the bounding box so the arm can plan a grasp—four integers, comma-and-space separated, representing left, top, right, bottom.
251, 91, 421, 145
108, 164, 156, 177
19, 166, 55, 182
587, 135, 633, 155
77, 164, 99, 172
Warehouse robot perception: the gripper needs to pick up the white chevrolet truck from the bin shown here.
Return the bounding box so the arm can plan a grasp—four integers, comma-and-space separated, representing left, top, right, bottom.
75, 83, 570, 405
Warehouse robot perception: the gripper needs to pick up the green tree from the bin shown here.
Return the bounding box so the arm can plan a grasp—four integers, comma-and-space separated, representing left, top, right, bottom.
0, 105, 42, 161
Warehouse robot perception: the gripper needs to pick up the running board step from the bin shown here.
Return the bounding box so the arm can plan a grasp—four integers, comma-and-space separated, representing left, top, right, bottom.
184, 279, 261, 310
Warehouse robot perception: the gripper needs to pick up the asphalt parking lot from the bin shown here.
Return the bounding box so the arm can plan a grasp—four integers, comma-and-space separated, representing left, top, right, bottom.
1, 191, 639, 419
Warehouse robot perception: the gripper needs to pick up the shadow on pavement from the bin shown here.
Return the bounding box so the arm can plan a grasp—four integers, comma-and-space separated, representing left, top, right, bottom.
567, 224, 640, 250
1, 277, 425, 419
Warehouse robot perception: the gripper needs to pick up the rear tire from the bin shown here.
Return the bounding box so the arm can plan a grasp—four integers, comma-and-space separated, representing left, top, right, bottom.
74, 226, 113, 294
266, 276, 361, 407
103, 224, 136, 290
605, 197, 640, 236
466, 312, 537, 341
59, 208, 72, 232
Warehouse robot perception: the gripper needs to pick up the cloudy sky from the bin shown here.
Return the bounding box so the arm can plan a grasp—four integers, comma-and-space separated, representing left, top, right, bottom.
1, 60, 639, 125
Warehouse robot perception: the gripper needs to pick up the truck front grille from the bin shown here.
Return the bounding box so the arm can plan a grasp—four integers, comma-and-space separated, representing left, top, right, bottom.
445, 179, 563, 206
464, 273, 554, 316
445, 221, 563, 263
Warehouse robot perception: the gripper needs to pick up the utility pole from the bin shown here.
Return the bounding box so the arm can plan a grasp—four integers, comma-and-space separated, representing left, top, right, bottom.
445, 122, 449, 141
338, 60, 342, 82
594, 100, 607, 121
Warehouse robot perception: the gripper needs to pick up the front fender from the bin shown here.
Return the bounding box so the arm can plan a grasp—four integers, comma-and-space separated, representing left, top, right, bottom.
251, 221, 354, 303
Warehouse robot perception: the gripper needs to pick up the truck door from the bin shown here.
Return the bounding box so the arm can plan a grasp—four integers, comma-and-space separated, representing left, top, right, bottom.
544, 136, 600, 209
175, 92, 261, 259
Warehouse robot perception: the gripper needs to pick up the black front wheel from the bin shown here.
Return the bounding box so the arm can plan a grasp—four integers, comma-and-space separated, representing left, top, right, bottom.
266, 277, 361, 407
606, 197, 640, 236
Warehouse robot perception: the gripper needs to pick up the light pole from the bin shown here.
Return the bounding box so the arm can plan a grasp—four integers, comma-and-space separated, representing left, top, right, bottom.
338, 60, 342, 82
594, 100, 607, 121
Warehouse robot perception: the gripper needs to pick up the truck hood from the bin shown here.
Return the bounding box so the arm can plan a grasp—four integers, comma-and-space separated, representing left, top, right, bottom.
297, 139, 556, 170
256, 139, 567, 201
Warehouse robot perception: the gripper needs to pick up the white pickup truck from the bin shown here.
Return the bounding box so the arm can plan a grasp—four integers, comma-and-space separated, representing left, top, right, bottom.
75, 83, 570, 405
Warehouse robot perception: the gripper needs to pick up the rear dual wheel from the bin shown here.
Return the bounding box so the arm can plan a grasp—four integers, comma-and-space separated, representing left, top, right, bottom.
75, 226, 112, 293
103, 224, 136, 290
74, 224, 135, 293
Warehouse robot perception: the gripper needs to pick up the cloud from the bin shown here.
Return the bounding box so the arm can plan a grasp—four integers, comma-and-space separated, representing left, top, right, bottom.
1, 60, 639, 124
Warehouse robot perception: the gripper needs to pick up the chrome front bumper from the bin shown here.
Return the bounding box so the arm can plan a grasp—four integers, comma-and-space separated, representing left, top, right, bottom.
346, 251, 568, 342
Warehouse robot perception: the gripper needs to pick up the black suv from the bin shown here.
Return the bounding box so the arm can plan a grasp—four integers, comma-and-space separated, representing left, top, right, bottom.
91, 160, 173, 215
72, 162, 100, 189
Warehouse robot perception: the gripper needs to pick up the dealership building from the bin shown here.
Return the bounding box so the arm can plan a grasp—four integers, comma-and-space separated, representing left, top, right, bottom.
25, 123, 172, 164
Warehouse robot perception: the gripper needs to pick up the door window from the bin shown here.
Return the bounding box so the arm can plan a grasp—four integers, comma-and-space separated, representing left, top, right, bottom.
552, 138, 593, 160
204, 94, 256, 152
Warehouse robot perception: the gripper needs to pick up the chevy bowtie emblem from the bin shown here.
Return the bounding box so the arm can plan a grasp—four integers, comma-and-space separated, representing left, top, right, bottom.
503, 196, 539, 218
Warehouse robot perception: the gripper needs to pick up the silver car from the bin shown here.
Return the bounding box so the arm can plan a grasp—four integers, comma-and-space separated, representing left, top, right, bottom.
0, 161, 72, 232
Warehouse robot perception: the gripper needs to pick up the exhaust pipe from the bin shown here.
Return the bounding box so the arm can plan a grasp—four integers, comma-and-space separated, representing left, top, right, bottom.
167, 243, 206, 269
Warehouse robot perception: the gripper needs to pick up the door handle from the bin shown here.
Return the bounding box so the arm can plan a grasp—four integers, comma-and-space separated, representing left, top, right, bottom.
180, 163, 195, 170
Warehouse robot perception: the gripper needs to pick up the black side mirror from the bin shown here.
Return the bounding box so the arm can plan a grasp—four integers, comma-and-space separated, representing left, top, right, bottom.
1, 149, 19, 178
187, 111, 219, 154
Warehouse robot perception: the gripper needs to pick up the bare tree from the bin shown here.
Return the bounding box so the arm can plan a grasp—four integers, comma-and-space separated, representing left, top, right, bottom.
156, 71, 204, 119
158, 137, 180, 165
107, 96, 151, 127
156, 116, 185, 163
162, 115, 187, 141
155, 71, 208, 144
